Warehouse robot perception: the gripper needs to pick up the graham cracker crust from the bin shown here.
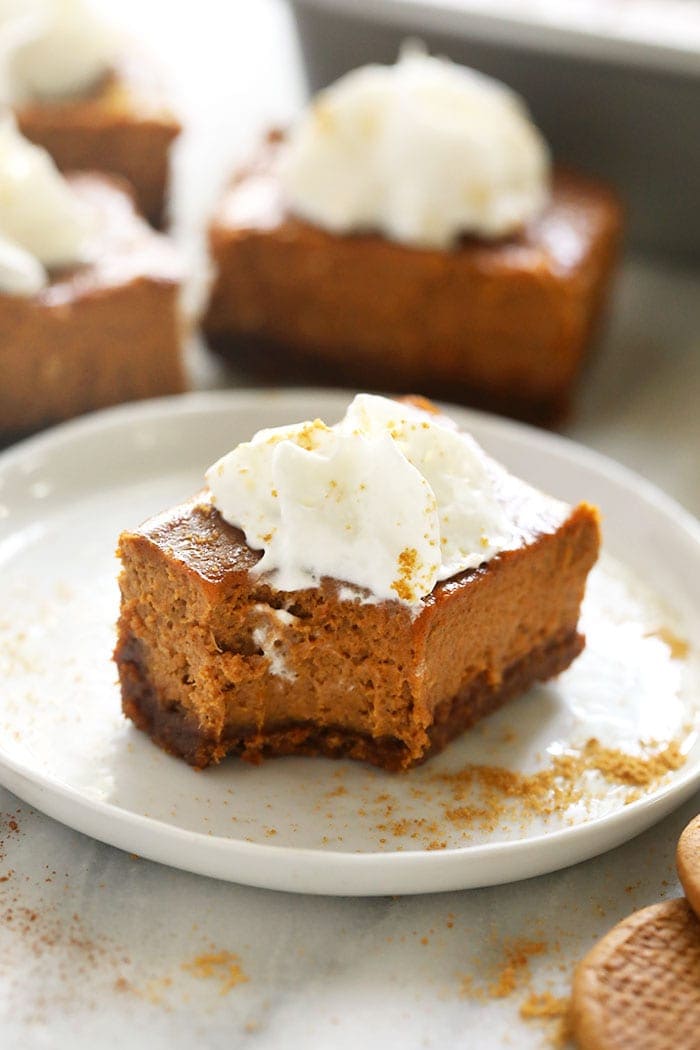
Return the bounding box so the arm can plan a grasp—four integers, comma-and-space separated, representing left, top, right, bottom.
205, 332, 570, 427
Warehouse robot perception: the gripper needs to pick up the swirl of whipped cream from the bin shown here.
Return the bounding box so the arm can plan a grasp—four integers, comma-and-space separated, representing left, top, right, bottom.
279, 48, 551, 249
206, 394, 567, 607
0, 0, 115, 103
0, 118, 94, 295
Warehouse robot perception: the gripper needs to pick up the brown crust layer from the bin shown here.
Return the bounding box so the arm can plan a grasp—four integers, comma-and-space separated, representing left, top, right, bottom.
205, 333, 571, 426
117, 625, 583, 772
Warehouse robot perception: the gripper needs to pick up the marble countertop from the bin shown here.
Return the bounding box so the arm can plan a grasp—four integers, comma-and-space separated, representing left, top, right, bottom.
1, 3, 699, 1047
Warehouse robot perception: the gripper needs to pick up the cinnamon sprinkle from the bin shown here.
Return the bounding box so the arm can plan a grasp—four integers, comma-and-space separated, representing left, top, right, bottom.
520, 991, 570, 1019
488, 939, 547, 998
646, 625, 690, 660
583, 738, 685, 786
361, 737, 689, 850
182, 950, 249, 994
459, 937, 548, 1002
426, 738, 687, 836
391, 547, 421, 602
520, 992, 573, 1048
459, 935, 573, 1047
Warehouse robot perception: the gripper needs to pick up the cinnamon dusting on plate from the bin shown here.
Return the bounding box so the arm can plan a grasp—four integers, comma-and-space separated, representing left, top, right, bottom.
583, 739, 685, 786
397, 738, 689, 847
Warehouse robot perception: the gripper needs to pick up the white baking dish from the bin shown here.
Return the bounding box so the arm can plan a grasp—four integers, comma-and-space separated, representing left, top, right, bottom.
289, 0, 700, 259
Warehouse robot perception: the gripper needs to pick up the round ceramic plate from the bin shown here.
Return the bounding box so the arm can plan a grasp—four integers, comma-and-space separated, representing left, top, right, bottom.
0, 390, 699, 896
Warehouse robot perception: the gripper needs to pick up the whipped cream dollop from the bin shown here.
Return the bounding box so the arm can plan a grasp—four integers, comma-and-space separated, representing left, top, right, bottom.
279, 49, 550, 249
206, 394, 562, 607
0, 0, 115, 103
0, 118, 94, 295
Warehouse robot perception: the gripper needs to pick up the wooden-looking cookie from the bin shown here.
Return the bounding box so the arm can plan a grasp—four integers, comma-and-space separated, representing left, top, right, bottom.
571, 898, 700, 1050
677, 814, 700, 919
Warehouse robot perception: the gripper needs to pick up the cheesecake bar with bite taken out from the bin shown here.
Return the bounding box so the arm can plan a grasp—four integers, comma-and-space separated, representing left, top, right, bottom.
114, 395, 600, 771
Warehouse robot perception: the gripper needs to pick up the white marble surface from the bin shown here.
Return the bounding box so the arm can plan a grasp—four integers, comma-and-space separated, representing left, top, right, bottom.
1, 2, 699, 1048
0, 796, 697, 1050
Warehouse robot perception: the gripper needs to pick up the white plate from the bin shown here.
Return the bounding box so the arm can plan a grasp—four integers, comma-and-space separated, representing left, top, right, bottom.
0, 390, 699, 896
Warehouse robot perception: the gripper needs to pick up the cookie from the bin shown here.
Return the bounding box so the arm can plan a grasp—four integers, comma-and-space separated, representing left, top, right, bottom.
571, 898, 700, 1050
677, 814, 700, 919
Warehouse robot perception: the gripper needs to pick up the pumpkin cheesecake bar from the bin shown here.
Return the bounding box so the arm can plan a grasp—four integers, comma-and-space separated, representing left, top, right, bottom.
18, 54, 181, 229
203, 51, 622, 424
0, 123, 184, 435
1, 2, 180, 226
114, 395, 600, 771
204, 138, 620, 425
